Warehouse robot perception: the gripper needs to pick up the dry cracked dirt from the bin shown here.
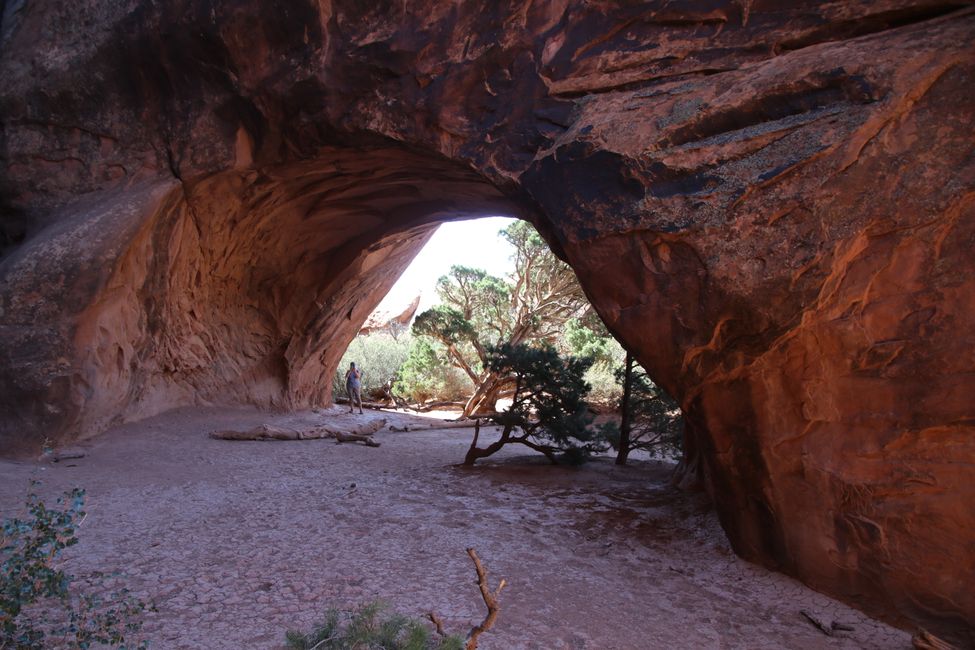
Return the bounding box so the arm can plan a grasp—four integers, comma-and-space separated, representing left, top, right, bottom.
0, 407, 913, 649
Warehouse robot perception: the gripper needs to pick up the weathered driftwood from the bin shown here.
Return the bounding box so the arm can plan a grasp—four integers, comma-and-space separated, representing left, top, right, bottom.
388, 419, 490, 432
799, 610, 855, 637
333, 431, 381, 447
337, 395, 474, 414
912, 629, 959, 650
800, 610, 835, 636
210, 419, 386, 446
427, 548, 505, 650
334, 397, 389, 410
464, 547, 506, 650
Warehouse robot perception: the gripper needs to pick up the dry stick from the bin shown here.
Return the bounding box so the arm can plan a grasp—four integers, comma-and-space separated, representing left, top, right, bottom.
426, 611, 447, 638
307, 632, 339, 650
800, 610, 834, 636
465, 547, 506, 650
389, 419, 483, 432
913, 629, 959, 650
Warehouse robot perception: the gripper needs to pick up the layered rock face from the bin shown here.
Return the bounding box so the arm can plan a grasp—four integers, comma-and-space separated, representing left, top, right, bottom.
1, 0, 972, 641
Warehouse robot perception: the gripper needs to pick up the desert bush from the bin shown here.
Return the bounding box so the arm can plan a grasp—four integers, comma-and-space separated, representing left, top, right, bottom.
411, 222, 592, 416
583, 363, 621, 410
608, 355, 684, 464
560, 318, 625, 409
1, 482, 152, 649
285, 601, 463, 650
394, 338, 472, 404
464, 343, 610, 465
333, 333, 411, 399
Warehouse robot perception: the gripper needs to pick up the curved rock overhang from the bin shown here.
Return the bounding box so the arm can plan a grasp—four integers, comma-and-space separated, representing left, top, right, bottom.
1, 0, 973, 642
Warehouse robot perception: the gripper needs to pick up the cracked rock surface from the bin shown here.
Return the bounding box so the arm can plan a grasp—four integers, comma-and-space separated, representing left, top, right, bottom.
0, 407, 912, 649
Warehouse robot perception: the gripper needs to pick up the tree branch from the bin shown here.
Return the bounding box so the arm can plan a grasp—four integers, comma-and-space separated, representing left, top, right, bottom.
426, 611, 447, 638
465, 548, 505, 650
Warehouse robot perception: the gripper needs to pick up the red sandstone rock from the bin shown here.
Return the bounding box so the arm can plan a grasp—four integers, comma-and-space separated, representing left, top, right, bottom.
1, 0, 972, 642
359, 295, 421, 337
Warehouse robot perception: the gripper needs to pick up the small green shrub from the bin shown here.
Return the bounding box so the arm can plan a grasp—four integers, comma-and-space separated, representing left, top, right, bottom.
609, 359, 683, 462
285, 601, 463, 650
464, 343, 610, 465
560, 317, 625, 409
1, 482, 152, 649
333, 333, 412, 399
394, 338, 472, 403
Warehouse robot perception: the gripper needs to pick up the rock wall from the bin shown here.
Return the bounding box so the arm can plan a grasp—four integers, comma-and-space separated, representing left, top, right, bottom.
1, 0, 972, 641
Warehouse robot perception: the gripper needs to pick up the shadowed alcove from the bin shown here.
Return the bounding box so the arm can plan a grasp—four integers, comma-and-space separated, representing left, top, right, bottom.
66, 145, 542, 439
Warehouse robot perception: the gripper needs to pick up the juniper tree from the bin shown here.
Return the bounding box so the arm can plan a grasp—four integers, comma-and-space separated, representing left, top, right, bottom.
411, 221, 589, 416
611, 352, 683, 465
463, 343, 608, 465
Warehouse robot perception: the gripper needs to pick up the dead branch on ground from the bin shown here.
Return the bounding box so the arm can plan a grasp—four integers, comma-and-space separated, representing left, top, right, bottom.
426, 611, 446, 638
465, 547, 506, 649
427, 548, 506, 649
210, 418, 386, 446
334, 397, 390, 411
799, 610, 855, 637
333, 430, 381, 447
913, 629, 959, 650
388, 419, 490, 432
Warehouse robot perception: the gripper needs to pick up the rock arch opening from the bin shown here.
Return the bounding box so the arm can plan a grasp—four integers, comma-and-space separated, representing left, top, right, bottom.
54, 145, 549, 446
1, 0, 973, 643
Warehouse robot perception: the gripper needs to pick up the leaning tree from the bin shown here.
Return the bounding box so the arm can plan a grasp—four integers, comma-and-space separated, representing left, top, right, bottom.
412, 221, 590, 416
463, 343, 608, 466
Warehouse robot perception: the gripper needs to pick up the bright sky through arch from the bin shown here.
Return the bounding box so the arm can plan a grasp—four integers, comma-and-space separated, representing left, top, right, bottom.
374, 216, 519, 316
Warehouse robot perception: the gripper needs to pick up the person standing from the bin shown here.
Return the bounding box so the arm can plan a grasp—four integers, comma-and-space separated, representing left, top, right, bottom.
345, 362, 364, 414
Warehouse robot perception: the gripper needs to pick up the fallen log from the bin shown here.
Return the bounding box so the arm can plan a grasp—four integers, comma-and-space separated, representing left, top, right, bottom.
799, 610, 855, 637
800, 610, 834, 636
210, 418, 386, 446
334, 431, 381, 447
388, 419, 490, 432
410, 400, 467, 412
913, 629, 959, 650
334, 397, 390, 411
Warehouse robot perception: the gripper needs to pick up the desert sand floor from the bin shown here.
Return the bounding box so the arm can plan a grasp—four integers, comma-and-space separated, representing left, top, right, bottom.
0, 407, 912, 649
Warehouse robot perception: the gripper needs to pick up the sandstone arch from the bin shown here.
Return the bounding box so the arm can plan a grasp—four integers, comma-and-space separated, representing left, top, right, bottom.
1, 0, 973, 642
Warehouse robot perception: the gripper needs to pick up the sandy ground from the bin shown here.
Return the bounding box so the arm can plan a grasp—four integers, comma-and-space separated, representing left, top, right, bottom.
0, 406, 912, 649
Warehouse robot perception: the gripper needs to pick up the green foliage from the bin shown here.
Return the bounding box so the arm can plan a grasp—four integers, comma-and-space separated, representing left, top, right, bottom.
561, 318, 625, 408
610, 362, 684, 460
412, 305, 480, 350
489, 344, 595, 448
1, 482, 152, 649
562, 318, 614, 366
466, 343, 608, 464
333, 333, 412, 399
285, 601, 463, 650
411, 221, 591, 414
394, 338, 472, 403
582, 361, 623, 408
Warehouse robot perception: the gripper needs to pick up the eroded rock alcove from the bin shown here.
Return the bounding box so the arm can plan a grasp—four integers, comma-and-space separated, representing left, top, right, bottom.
1, 0, 973, 642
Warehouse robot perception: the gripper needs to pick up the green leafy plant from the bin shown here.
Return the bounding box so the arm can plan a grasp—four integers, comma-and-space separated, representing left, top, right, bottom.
560, 317, 626, 409
285, 601, 464, 650
287, 548, 504, 650
1, 482, 152, 649
463, 343, 609, 465
609, 352, 684, 464
412, 221, 591, 416
394, 338, 473, 404
333, 333, 412, 400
